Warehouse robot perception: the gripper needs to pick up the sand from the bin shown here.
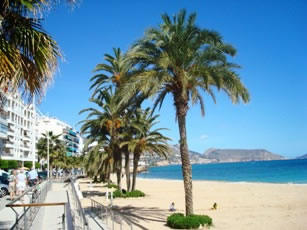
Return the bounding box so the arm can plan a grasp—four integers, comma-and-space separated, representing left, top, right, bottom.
78, 178, 307, 230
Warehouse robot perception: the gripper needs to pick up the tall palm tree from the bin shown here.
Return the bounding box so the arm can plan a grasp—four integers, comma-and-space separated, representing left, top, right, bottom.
119, 9, 250, 215
88, 48, 146, 191
36, 131, 66, 175
79, 88, 124, 190
121, 108, 170, 191
0, 0, 62, 102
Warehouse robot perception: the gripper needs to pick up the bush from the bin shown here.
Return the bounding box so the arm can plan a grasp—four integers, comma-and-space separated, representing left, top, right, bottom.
167, 213, 213, 229
103, 183, 118, 189
8, 160, 18, 169
113, 189, 145, 198
24, 161, 33, 169
0, 159, 8, 169
35, 162, 41, 169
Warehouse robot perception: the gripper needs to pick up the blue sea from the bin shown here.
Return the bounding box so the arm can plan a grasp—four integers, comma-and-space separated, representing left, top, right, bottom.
138, 159, 307, 184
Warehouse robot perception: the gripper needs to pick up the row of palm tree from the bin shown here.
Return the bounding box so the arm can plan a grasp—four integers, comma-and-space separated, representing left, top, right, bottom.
36, 131, 83, 175
81, 9, 249, 216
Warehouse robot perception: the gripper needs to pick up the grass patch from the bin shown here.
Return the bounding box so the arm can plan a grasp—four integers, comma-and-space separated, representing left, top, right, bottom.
167, 213, 212, 229
102, 183, 119, 189
113, 189, 145, 198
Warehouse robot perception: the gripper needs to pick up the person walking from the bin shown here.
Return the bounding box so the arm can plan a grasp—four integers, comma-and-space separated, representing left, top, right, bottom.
16, 169, 27, 198
28, 167, 38, 187
9, 170, 16, 201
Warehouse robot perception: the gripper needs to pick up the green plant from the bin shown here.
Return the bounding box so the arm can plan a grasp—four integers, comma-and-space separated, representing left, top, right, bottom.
35, 163, 41, 169
113, 189, 145, 198
24, 161, 33, 169
0, 159, 8, 169
167, 213, 212, 229
8, 160, 18, 169
104, 183, 118, 189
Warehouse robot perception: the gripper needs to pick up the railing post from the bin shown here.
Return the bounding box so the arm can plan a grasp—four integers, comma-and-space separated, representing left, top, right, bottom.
24, 206, 27, 230
62, 204, 66, 230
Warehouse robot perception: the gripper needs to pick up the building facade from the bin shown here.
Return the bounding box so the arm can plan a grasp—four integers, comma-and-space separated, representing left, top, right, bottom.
0, 93, 37, 164
0, 92, 83, 164
37, 116, 83, 157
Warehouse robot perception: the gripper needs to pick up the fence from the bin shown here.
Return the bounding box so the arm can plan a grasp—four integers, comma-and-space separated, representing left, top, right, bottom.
6, 180, 51, 230
90, 198, 133, 230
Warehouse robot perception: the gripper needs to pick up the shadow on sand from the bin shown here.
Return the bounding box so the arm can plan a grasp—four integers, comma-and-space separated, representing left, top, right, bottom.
84, 205, 168, 230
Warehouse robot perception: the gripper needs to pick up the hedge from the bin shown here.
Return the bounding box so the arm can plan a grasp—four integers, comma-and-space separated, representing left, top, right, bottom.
167, 213, 213, 229
113, 189, 145, 198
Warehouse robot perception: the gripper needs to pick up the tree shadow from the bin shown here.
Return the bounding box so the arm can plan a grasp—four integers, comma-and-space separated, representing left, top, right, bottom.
82, 191, 106, 198
84, 205, 168, 230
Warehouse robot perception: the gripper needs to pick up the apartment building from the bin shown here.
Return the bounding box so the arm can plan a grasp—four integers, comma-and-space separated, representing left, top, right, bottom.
0, 93, 37, 163
37, 116, 83, 157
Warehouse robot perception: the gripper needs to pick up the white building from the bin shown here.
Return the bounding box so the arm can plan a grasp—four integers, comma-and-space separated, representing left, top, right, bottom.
0, 93, 37, 164
37, 116, 84, 157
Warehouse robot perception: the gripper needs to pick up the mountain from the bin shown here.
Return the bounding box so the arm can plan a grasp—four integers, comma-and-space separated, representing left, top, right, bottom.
145, 145, 210, 166
144, 146, 284, 166
296, 154, 307, 159
203, 148, 284, 162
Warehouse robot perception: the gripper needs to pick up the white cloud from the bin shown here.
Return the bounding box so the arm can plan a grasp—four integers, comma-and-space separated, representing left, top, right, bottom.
200, 134, 208, 140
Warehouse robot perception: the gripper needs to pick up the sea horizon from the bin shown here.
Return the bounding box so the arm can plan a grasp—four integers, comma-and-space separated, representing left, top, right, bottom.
138, 159, 307, 184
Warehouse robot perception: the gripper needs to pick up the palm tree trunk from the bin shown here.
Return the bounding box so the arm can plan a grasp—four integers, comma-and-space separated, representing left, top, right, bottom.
124, 149, 131, 192
131, 153, 140, 191
116, 158, 122, 191
176, 105, 194, 216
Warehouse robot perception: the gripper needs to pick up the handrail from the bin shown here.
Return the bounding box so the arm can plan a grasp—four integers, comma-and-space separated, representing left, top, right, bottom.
6, 202, 66, 208
70, 177, 89, 229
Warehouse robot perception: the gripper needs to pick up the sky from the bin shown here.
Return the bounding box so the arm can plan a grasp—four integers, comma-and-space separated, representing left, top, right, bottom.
38, 0, 307, 158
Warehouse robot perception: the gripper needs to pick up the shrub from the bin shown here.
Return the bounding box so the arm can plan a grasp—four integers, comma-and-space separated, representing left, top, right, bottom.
0, 159, 8, 169
24, 161, 33, 169
103, 183, 118, 189
113, 189, 145, 198
35, 162, 41, 169
167, 213, 213, 229
8, 160, 18, 169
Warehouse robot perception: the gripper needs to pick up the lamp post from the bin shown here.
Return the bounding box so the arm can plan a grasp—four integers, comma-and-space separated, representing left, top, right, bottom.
47, 131, 50, 179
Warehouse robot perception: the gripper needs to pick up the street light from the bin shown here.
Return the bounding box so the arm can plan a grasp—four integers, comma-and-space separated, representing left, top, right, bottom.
47, 130, 50, 179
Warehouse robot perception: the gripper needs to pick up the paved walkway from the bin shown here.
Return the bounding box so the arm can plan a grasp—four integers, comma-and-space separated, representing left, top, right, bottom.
32, 183, 67, 230
0, 181, 106, 230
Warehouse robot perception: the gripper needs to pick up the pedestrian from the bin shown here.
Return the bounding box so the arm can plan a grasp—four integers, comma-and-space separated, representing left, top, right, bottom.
9, 170, 16, 201
16, 169, 27, 198
28, 167, 38, 187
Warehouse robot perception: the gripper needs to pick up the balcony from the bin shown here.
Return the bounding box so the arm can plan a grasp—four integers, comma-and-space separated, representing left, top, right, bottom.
5, 143, 14, 149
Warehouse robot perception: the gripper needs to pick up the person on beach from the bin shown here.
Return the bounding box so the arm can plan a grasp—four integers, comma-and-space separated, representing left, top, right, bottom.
9, 170, 16, 200
169, 202, 176, 212
16, 169, 27, 197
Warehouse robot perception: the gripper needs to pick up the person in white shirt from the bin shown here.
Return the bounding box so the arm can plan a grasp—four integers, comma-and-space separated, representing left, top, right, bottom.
16, 169, 27, 196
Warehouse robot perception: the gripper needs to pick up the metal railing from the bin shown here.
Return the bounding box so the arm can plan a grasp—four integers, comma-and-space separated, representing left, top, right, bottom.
6, 180, 51, 230
68, 177, 89, 230
90, 198, 133, 230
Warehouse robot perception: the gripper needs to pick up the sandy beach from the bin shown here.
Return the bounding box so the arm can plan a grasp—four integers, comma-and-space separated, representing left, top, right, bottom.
79, 178, 307, 230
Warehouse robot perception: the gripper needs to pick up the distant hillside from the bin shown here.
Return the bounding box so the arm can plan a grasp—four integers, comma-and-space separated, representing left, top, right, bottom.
296, 154, 307, 159
203, 148, 284, 162
144, 146, 284, 166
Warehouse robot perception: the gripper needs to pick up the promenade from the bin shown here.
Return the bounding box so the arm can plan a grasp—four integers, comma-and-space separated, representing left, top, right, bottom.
0, 179, 106, 230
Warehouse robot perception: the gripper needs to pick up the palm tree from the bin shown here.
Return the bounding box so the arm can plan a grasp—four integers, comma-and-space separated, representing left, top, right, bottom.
79, 88, 124, 190
119, 9, 250, 215
121, 108, 170, 191
36, 131, 66, 176
0, 0, 62, 103
87, 48, 146, 191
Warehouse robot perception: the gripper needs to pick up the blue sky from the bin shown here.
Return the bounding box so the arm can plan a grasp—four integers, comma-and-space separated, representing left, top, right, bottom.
39, 0, 307, 158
